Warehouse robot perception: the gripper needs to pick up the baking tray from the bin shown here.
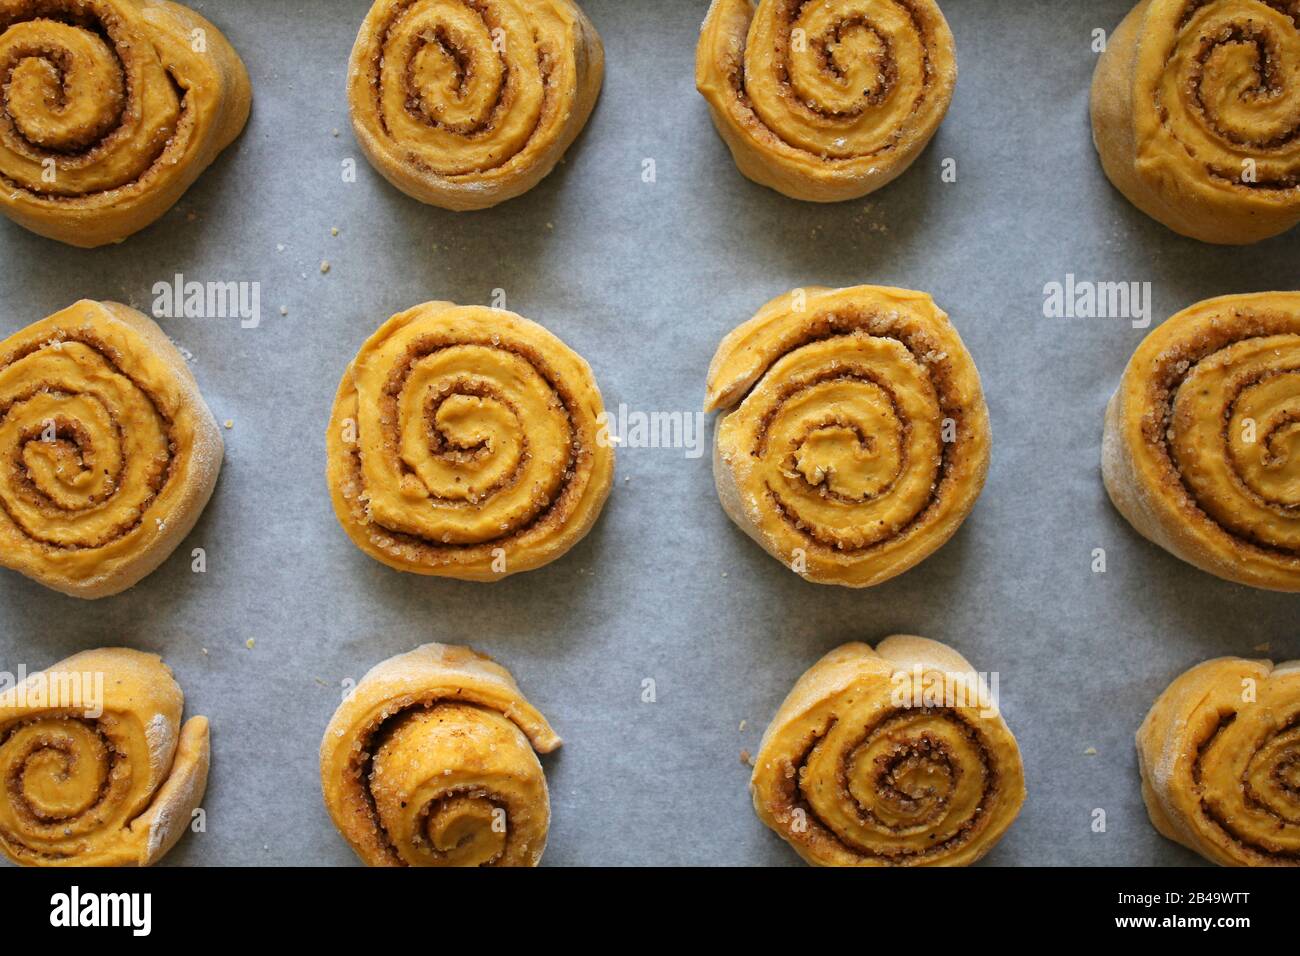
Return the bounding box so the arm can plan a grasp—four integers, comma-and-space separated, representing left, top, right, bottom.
1, 0, 1298, 866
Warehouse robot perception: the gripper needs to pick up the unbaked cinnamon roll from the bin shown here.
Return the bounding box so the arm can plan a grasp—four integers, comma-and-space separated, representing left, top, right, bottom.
752, 635, 1025, 866
1103, 292, 1300, 591
1091, 0, 1300, 244
347, 0, 604, 211
320, 643, 560, 867
706, 285, 989, 587
0, 647, 209, 867
0, 0, 252, 247
1138, 655, 1300, 866
326, 301, 614, 580
0, 300, 223, 598
696, 0, 957, 202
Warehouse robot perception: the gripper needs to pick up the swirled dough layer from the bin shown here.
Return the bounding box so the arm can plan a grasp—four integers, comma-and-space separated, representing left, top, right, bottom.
320, 643, 559, 867
326, 301, 614, 580
0, 0, 251, 247
1091, 0, 1300, 244
1139, 655, 1300, 866
696, 0, 956, 201
0, 300, 222, 598
706, 285, 989, 587
1102, 292, 1300, 590
752, 635, 1025, 866
347, 0, 603, 210
0, 647, 208, 867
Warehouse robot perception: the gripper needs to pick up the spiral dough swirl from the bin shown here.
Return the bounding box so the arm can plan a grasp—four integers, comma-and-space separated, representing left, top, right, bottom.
706, 285, 989, 588
1103, 292, 1300, 590
320, 643, 560, 867
1138, 655, 1300, 866
0, 648, 209, 867
696, 0, 957, 201
0, 300, 222, 598
751, 636, 1025, 866
0, 0, 251, 247
1091, 0, 1300, 243
327, 301, 614, 581
347, 0, 604, 210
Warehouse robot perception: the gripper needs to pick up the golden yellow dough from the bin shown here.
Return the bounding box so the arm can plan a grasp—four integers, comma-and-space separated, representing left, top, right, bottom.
752, 635, 1025, 866
705, 285, 989, 587
326, 301, 614, 581
347, 0, 604, 211
320, 643, 560, 867
696, 0, 957, 202
0, 300, 223, 598
1102, 292, 1300, 591
0, 0, 252, 248
1138, 656, 1300, 866
0, 647, 209, 867
1091, 0, 1300, 245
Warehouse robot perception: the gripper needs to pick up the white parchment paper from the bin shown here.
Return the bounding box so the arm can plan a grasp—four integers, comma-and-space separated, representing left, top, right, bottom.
1, 0, 1297, 866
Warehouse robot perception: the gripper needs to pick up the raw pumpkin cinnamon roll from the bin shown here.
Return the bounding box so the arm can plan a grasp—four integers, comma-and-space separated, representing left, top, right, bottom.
752, 635, 1024, 866
0, 647, 209, 867
0, 0, 252, 248
706, 285, 989, 587
1138, 656, 1300, 866
1091, 0, 1300, 244
347, 0, 604, 211
326, 301, 613, 581
1103, 292, 1300, 591
320, 643, 560, 867
696, 0, 956, 202
0, 300, 223, 598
